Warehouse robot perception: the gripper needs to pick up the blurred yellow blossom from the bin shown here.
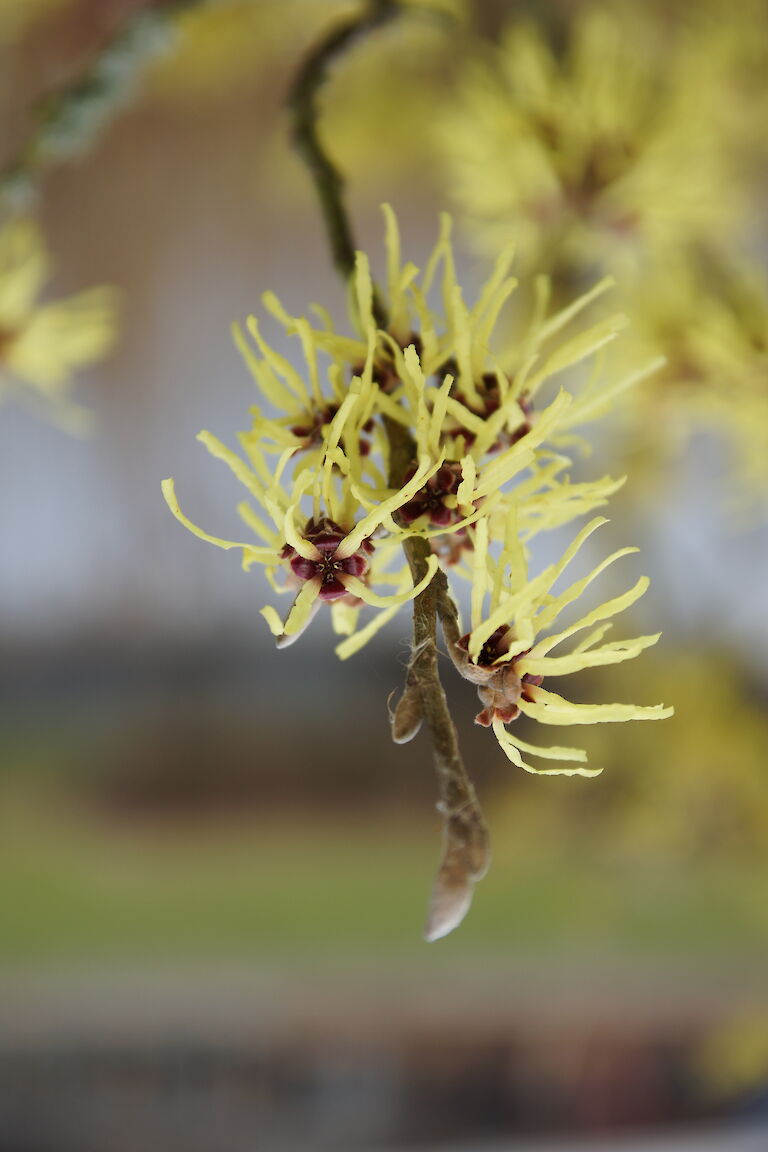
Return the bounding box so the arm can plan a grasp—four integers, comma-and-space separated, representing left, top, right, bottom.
0, 219, 117, 423
618, 256, 768, 502
440, 3, 742, 276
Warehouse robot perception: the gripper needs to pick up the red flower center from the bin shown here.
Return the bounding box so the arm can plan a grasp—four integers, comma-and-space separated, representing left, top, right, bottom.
282, 518, 374, 601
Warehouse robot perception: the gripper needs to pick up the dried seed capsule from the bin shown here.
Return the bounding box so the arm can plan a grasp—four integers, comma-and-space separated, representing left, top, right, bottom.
390, 684, 423, 744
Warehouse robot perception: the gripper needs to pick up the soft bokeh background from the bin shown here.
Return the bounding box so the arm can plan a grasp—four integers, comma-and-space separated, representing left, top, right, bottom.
1, 1, 768, 1148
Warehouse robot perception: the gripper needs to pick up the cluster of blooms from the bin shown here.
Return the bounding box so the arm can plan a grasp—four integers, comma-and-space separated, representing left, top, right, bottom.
622, 258, 768, 498
164, 207, 671, 774
0, 218, 117, 424
438, 0, 768, 505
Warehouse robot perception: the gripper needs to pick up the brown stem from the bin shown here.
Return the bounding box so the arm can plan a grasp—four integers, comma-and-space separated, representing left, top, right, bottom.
385, 418, 490, 941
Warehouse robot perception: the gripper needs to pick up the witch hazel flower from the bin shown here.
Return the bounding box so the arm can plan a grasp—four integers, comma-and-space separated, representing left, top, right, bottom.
162, 408, 440, 649
0, 218, 117, 424
451, 515, 673, 776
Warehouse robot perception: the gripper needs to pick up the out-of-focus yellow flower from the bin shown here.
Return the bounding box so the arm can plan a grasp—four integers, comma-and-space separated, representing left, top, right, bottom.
621, 256, 768, 501
674, 0, 768, 176
0, 219, 117, 422
450, 515, 671, 776
440, 3, 741, 274
697, 1014, 768, 1101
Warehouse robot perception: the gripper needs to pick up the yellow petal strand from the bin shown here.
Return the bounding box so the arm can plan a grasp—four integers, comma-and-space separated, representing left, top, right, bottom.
471, 518, 489, 633
451, 285, 479, 405
473, 390, 571, 498
375, 389, 411, 426
565, 356, 665, 427
322, 387, 360, 505
429, 373, 454, 456
196, 430, 266, 503
246, 316, 306, 399
354, 251, 375, 336
492, 720, 600, 777
528, 316, 628, 393
335, 601, 402, 660
571, 624, 613, 654
382, 202, 409, 334
520, 686, 674, 725
531, 576, 650, 657
532, 545, 639, 636
341, 554, 439, 608
519, 633, 662, 677
162, 479, 275, 560
444, 396, 488, 437
230, 323, 294, 412
456, 454, 476, 509
402, 344, 431, 456
473, 277, 517, 371
280, 578, 322, 640
236, 500, 275, 545
330, 599, 360, 637
501, 516, 607, 626
538, 275, 614, 342
283, 504, 321, 560
294, 317, 322, 404
470, 243, 515, 326
422, 211, 453, 300
260, 290, 296, 330
260, 604, 285, 637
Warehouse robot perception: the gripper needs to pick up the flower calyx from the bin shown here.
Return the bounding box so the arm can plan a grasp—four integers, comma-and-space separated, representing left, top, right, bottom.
399, 460, 464, 528
453, 627, 545, 727
281, 516, 374, 602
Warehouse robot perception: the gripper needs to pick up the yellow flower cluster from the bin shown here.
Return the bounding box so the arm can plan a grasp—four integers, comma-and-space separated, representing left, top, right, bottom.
0, 219, 117, 424
622, 258, 768, 500
164, 207, 671, 772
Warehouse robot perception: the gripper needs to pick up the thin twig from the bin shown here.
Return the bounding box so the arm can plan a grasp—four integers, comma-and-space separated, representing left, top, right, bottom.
288, 0, 398, 286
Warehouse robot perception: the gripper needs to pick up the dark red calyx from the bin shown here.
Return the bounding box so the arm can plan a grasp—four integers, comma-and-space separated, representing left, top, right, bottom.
285, 516, 372, 601
399, 460, 465, 527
